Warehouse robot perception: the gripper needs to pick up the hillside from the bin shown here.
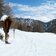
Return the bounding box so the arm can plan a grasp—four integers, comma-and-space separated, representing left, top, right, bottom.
0, 17, 56, 33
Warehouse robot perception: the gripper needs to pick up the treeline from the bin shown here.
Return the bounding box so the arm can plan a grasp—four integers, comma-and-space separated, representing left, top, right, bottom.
0, 17, 56, 33
10, 17, 56, 33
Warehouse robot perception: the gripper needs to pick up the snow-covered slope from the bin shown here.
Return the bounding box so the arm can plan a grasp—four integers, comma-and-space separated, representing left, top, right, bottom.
0, 28, 56, 56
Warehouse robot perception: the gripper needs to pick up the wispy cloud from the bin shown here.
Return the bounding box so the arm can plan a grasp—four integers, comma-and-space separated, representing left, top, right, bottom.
8, 1, 56, 22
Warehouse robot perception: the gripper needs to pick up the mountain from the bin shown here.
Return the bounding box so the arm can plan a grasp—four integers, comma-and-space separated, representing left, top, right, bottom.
0, 17, 56, 33
14, 17, 56, 33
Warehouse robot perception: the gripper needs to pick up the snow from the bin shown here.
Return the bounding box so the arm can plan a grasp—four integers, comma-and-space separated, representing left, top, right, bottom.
0, 28, 56, 56
0, 15, 8, 21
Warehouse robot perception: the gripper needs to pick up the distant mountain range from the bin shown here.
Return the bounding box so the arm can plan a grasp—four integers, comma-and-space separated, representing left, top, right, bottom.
0, 17, 56, 33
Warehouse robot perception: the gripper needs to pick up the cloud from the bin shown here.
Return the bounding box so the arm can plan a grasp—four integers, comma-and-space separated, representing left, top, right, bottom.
8, 1, 56, 22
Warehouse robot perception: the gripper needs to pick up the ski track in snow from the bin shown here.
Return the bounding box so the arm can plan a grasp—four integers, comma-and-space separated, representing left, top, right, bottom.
0, 28, 56, 56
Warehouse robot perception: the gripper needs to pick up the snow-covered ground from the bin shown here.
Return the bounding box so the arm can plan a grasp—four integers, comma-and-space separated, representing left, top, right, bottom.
0, 28, 56, 56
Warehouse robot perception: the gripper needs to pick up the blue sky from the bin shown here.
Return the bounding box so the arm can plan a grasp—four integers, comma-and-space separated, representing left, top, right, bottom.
5, 0, 56, 6
5, 0, 56, 22
5, 0, 48, 6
